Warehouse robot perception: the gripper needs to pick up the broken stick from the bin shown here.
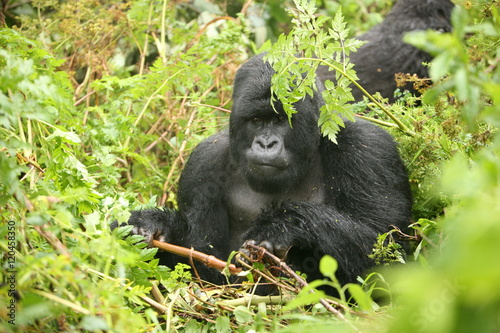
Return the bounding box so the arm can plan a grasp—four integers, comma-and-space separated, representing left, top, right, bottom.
151, 239, 242, 275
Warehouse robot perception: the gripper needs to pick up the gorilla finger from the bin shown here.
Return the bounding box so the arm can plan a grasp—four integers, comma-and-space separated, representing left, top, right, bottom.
110, 220, 128, 230
234, 240, 257, 267
255, 240, 289, 259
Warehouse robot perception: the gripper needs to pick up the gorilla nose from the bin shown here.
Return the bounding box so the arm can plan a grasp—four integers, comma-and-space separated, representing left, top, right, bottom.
254, 135, 281, 154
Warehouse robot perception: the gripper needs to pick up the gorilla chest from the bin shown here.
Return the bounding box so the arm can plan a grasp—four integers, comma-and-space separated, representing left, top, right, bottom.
225, 174, 324, 250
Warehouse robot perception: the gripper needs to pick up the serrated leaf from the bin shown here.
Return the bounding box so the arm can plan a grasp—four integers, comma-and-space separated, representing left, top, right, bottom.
114, 225, 134, 239
139, 247, 158, 261
316, 15, 330, 27
127, 234, 147, 244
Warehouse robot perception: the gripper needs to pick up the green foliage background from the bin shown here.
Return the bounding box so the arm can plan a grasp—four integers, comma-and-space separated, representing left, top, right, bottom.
0, 0, 499, 332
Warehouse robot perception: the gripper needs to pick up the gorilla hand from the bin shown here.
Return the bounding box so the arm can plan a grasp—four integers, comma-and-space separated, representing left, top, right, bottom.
111, 208, 186, 245
235, 202, 322, 267
237, 239, 290, 268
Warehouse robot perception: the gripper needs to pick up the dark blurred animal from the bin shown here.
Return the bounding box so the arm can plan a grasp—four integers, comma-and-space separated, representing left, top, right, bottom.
317, 0, 454, 102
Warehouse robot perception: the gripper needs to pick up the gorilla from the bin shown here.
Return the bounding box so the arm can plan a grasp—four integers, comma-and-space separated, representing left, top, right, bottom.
119, 54, 413, 288
317, 0, 454, 102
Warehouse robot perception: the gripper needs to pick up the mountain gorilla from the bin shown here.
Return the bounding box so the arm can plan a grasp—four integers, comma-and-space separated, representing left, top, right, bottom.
317, 0, 454, 102
119, 54, 413, 287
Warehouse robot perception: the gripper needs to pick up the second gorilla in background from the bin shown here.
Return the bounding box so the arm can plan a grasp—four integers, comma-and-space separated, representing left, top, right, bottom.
318, 0, 455, 102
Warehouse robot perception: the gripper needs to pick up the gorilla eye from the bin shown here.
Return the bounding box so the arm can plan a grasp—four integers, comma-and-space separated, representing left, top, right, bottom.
251, 117, 262, 123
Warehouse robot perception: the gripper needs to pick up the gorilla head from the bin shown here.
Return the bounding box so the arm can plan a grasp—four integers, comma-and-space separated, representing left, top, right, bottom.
229, 55, 322, 194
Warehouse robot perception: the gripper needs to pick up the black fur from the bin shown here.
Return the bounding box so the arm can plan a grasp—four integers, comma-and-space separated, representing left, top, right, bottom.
117, 54, 413, 287
317, 0, 454, 102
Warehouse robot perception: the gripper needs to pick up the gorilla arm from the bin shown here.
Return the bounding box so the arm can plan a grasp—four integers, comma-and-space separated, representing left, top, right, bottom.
239, 201, 379, 285
116, 130, 233, 283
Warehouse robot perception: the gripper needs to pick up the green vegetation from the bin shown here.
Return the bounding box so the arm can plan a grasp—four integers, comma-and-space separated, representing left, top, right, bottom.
1, 0, 499, 332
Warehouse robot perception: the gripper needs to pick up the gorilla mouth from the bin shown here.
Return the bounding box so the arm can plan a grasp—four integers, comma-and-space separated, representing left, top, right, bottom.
247, 162, 290, 185
249, 159, 289, 170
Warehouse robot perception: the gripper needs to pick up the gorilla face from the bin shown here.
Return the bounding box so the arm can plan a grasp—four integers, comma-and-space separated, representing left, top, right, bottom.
245, 113, 290, 174
229, 55, 321, 194
237, 109, 295, 193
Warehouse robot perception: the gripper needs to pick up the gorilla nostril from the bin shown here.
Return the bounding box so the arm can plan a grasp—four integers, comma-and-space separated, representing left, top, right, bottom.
267, 139, 279, 150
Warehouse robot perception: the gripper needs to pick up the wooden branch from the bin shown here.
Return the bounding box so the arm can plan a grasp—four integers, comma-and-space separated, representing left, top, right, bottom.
151, 240, 357, 329
244, 243, 353, 326
150, 239, 242, 275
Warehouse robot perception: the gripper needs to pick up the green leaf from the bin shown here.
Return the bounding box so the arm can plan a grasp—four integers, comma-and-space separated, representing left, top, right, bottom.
46, 129, 82, 144
346, 283, 373, 311
429, 53, 452, 81
139, 247, 158, 261
114, 225, 134, 239
319, 255, 338, 281
283, 289, 327, 311
215, 316, 231, 333
234, 306, 254, 324
80, 316, 109, 331
454, 68, 469, 100
451, 5, 468, 39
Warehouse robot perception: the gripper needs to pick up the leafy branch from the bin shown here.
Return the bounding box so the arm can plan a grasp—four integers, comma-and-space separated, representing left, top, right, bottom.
265, 0, 415, 142
299, 56, 415, 136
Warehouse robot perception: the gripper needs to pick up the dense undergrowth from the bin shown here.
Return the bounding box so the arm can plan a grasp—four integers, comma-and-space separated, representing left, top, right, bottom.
1, 0, 499, 332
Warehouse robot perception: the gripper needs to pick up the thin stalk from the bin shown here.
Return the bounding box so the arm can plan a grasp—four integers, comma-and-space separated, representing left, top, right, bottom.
33, 290, 91, 315
160, 0, 168, 64
354, 114, 399, 128
299, 57, 416, 136
123, 68, 185, 150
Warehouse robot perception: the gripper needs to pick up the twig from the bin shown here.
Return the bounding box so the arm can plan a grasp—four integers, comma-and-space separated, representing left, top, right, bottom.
151, 239, 242, 275
150, 281, 165, 304
244, 243, 355, 328
189, 101, 231, 113
166, 288, 181, 332
234, 252, 298, 293
354, 114, 399, 128
74, 90, 96, 106
33, 225, 71, 257
87, 268, 168, 314
33, 290, 91, 315
159, 0, 168, 65
14, 151, 44, 173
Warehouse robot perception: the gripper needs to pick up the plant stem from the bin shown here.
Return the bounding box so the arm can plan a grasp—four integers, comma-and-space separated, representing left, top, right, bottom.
123, 69, 185, 150
300, 57, 416, 136
33, 290, 91, 315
